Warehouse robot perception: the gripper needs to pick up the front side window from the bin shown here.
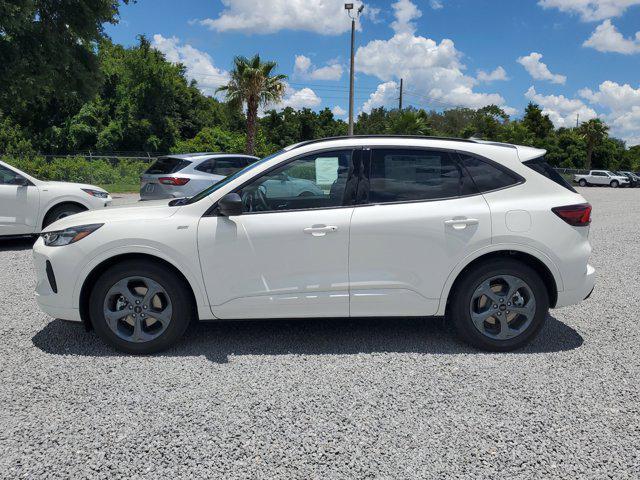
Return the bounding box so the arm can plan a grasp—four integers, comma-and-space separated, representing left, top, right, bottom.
0, 165, 23, 185
364, 149, 477, 204
237, 150, 354, 213
457, 154, 521, 193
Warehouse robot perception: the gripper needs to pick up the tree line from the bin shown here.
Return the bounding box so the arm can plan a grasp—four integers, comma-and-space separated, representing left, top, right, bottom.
1, 1, 638, 171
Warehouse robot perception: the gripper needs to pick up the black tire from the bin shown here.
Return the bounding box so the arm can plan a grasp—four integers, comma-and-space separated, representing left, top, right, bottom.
89, 260, 194, 354
610, 180, 619, 188
578, 179, 587, 187
449, 258, 549, 352
43, 203, 86, 228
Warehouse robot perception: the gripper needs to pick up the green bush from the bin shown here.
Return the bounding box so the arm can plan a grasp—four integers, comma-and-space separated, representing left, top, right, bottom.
2, 155, 150, 191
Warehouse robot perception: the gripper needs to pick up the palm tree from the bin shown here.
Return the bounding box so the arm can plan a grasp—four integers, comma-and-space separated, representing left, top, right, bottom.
217, 55, 287, 155
578, 118, 609, 170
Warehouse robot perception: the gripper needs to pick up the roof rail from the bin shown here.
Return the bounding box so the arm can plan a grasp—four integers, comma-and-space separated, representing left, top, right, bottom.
283, 135, 479, 151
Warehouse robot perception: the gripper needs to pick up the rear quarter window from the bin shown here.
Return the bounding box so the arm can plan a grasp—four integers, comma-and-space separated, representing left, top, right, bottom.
457, 154, 521, 193
145, 158, 191, 175
523, 157, 577, 193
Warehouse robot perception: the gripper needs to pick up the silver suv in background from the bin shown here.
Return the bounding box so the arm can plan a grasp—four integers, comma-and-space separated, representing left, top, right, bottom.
140, 153, 258, 200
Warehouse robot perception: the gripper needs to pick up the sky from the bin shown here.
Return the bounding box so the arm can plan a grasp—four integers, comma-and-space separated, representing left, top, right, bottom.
105, 0, 640, 145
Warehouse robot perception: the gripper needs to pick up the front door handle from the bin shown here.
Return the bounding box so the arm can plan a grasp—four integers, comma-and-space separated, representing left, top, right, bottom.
303, 225, 338, 236
444, 218, 479, 230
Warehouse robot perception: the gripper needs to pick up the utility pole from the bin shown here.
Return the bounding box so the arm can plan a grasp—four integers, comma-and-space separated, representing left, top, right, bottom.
345, 3, 364, 136
576, 113, 580, 128
399, 78, 403, 111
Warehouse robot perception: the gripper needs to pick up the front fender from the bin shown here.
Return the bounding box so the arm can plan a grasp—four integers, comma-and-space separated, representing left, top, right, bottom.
71, 243, 211, 320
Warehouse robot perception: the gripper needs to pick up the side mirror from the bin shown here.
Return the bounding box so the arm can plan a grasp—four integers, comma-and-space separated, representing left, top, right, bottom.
218, 193, 243, 216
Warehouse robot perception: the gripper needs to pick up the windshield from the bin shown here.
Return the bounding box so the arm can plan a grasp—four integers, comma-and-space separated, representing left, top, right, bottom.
185, 150, 284, 205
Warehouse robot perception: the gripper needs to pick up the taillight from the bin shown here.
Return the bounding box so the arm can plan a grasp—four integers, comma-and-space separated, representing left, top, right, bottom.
552, 203, 592, 226
158, 177, 190, 186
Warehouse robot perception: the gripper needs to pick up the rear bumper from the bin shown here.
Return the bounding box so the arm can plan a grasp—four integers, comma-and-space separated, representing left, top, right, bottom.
555, 264, 596, 308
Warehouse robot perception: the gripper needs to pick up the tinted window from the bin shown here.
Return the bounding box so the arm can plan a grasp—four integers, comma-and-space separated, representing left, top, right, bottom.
458, 154, 520, 193
196, 157, 248, 176
145, 157, 191, 175
524, 157, 576, 192
0, 165, 23, 185
365, 149, 477, 203
237, 150, 353, 213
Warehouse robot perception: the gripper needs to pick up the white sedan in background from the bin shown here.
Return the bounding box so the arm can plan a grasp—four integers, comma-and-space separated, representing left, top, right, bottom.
0, 160, 111, 237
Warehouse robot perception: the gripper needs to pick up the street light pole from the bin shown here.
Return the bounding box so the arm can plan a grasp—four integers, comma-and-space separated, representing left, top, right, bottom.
345, 3, 363, 136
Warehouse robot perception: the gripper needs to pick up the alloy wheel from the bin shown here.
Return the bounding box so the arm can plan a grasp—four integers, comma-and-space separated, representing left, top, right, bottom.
103, 276, 172, 343
469, 274, 536, 340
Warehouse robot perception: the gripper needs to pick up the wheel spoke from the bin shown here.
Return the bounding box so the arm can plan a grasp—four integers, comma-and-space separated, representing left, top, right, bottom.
471, 309, 494, 329
132, 316, 153, 343
104, 308, 130, 329
475, 281, 501, 304
496, 315, 513, 339
142, 282, 162, 308
150, 304, 172, 326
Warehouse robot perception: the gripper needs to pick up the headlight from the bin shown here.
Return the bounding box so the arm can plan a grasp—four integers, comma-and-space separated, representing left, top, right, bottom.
42, 224, 104, 247
82, 188, 109, 198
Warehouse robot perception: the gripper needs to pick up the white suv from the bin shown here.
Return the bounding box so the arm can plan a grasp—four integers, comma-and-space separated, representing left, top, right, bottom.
0, 160, 112, 237
32, 136, 595, 353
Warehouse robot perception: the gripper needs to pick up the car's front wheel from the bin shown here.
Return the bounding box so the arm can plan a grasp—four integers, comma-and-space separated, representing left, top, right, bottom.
449, 258, 549, 351
610, 180, 619, 188
578, 179, 587, 187
89, 260, 193, 354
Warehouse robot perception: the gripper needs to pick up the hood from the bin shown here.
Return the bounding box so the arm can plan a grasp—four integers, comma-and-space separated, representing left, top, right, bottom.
42, 181, 109, 192
42, 200, 179, 232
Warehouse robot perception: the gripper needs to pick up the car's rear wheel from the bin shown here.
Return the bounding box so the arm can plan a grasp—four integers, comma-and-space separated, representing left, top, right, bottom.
43, 203, 86, 228
610, 180, 619, 188
449, 258, 549, 351
578, 179, 587, 187
89, 260, 193, 354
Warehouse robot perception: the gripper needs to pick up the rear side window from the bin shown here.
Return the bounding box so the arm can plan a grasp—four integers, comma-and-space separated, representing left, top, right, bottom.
365, 149, 477, 204
196, 158, 248, 176
458, 154, 520, 193
145, 157, 191, 175
523, 156, 576, 192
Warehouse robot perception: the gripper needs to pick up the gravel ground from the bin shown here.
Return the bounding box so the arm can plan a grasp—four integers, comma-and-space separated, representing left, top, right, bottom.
0, 187, 638, 479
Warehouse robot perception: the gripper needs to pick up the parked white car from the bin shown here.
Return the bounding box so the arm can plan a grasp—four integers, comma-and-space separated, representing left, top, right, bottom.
0, 160, 111, 237
140, 153, 258, 200
33, 136, 595, 353
573, 170, 629, 188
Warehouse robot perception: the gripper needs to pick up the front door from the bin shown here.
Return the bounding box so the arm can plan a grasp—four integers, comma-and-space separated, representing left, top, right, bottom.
197, 149, 357, 319
348, 148, 492, 317
0, 164, 39, 236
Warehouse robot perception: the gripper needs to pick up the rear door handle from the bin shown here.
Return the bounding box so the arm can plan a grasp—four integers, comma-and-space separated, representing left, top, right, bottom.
303, 225, 338, 236
444, 218, 479, 230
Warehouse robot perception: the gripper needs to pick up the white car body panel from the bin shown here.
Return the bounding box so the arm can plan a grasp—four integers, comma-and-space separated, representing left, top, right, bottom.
574, 170, 629, 186
32, 137, 595, 327
0, 160, 112, 236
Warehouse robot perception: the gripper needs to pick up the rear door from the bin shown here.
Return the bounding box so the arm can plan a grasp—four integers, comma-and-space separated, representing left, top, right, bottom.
348, 148, 492, 317
0, 164, 40, 236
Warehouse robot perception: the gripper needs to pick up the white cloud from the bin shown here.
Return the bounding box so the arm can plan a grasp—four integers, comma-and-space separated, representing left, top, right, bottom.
517, 52, 567, 85
264, 83, 322, 113
579, 81, 640, 144
579, 80, 640, 111
525, 86, 598, 128
331, 105, 347, 117
391, 0, 422, 34
476, 66, 509, 83
294, 55, 343, 81
361, 81, 400, 113
538, 0, 640, 21
429, 0, 444, 10
355, 1, 512, 113
197, 0, 367, 35
583, 19, 640, 54
151, 34, 229, 96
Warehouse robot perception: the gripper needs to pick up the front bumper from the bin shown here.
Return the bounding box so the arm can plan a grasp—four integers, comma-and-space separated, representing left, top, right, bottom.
555, 264, 596, 308
33, 238, 82, 322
